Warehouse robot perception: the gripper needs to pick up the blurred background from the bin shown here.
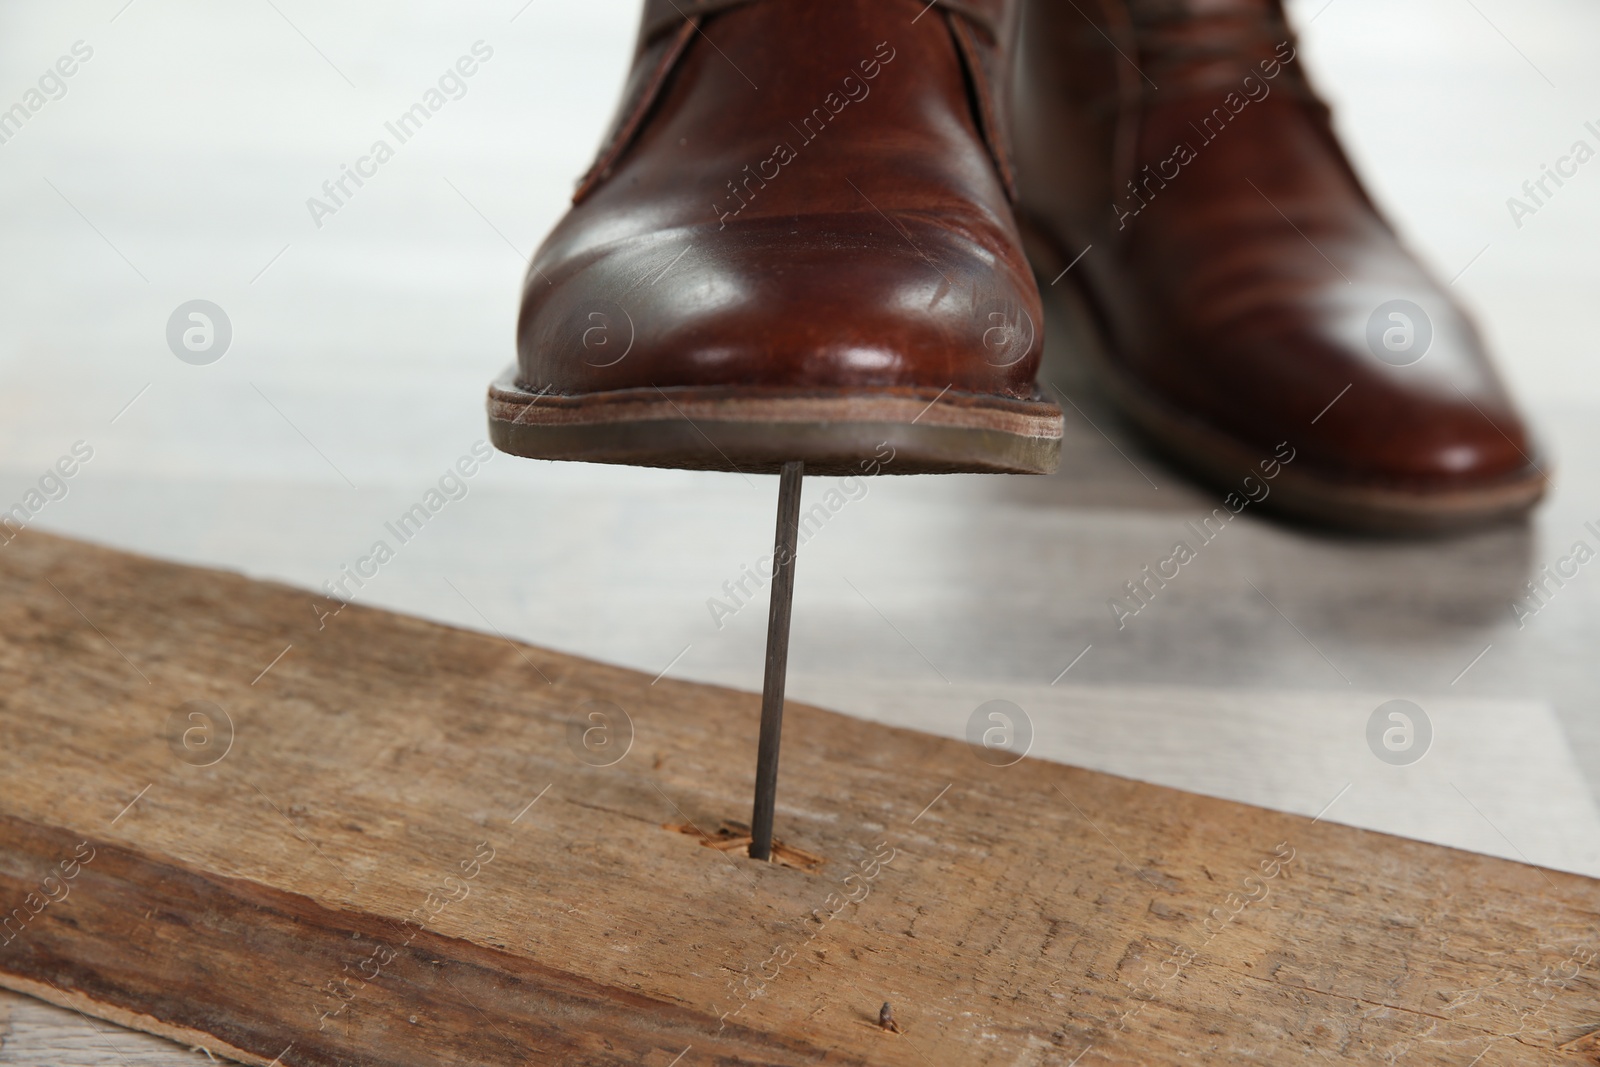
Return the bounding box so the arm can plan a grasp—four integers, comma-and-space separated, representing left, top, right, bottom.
2, 0, 1598, 893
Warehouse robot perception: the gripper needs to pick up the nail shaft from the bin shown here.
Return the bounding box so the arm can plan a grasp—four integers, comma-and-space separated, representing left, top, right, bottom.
750, 460, 804, 861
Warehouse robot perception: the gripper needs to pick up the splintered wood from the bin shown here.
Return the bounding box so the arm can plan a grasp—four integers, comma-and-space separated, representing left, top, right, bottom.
0, 531, 1595, 1065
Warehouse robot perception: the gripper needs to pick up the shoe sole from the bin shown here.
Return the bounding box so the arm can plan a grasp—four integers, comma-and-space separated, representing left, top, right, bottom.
486, 366, 1065, 476
1017, 221, 1549, 535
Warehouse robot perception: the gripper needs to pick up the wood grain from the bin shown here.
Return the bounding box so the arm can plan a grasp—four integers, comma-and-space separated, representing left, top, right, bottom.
0, 530, 1596, 1066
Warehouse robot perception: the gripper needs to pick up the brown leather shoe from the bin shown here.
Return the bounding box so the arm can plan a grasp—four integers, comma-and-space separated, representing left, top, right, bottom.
488, 0, 1063, 476
1010, 0, 1548, 531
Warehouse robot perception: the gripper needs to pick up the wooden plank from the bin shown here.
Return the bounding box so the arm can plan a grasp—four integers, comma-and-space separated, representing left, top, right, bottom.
0, 530, 1596, 1066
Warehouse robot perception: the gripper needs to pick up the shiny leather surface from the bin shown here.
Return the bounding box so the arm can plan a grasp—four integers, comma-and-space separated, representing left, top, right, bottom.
518, 0, 1046, 401
1010, 0, 1543, 494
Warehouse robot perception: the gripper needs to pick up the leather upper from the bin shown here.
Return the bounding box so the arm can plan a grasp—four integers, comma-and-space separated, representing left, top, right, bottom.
518, 0, 1046, 401
1010, 0, 1542, 492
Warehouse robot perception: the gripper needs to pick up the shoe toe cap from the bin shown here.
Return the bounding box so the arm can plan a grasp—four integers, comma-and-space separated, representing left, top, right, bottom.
516, 215, 1043, 400
1300, 284, 1541, 488
1157, 277, 1545, 493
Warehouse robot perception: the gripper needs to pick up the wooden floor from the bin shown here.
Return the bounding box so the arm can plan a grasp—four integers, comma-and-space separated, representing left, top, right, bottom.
1, 531, 1596, 1066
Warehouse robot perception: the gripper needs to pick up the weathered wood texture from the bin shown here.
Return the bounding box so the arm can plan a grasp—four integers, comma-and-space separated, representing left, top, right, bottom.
0, 530, 1596, 1066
